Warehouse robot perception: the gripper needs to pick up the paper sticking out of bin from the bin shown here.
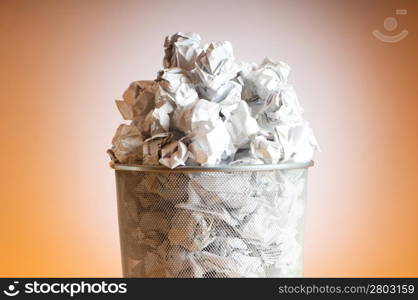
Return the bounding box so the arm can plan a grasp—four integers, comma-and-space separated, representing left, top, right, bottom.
109, 33, 317, 278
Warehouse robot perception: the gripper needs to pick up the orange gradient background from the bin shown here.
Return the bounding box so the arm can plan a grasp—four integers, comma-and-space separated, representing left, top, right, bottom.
1, 0, 417, 277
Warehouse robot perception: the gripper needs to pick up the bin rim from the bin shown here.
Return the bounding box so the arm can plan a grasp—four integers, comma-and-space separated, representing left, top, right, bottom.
110, 160, 314, 173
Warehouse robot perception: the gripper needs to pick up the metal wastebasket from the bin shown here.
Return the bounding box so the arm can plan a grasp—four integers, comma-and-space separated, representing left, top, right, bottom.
112, 161, 313, 278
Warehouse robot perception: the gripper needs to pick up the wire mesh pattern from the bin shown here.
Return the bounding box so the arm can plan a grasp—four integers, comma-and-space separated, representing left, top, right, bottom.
115, 167, 308, 278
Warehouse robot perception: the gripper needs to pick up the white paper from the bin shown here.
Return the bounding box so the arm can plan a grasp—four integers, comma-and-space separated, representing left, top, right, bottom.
118, 80, 157, 121
157, 68, 199, 108
194, 41, 239, 101
250, 135, 283, 164
163, 32, 202, 71
159, 140, 189, 168
142, 133, 171, 165
168, 210, 214, 251
226, 100, 259, 148
110, 124, 143, 163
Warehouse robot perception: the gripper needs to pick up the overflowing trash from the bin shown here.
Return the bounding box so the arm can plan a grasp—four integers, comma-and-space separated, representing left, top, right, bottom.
108, 32, 317, 169
109, 33, 317, 278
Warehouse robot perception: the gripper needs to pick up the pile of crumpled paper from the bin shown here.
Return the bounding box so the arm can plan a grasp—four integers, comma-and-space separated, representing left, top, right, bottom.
108, 32, 318, 168
110, 32, 317, 278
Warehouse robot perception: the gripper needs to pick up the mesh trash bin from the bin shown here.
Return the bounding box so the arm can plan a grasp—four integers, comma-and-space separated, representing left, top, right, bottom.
112, 161, 313, 278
